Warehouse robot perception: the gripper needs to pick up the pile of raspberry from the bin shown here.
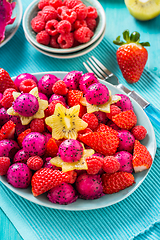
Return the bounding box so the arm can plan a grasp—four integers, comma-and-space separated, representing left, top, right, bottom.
31, 0, 98, 49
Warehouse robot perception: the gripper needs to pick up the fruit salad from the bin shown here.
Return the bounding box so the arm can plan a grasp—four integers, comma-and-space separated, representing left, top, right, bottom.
0, 0, 16, 43
30, 0, 98, 48
0, 69, 153, 205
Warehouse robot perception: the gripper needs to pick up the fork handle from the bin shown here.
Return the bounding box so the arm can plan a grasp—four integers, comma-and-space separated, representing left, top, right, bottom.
144, 104, 160, 127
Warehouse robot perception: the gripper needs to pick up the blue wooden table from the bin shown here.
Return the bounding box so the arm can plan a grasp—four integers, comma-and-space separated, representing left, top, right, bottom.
1, 0, 160, 239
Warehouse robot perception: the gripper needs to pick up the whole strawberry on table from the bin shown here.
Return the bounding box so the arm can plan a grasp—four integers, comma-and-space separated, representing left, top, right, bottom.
0, 68, 153, 205
113, 30, 150, 84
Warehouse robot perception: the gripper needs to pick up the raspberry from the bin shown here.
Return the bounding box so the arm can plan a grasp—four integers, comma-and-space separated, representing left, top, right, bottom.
57, 32, 74, 48
73, 19, 87, 30
74, 26, 93, 43
17, 128, 32, 148
103, 156, 120, 174
57, 6, 68, 20
131, 125, 147, 140
64, 0, 82, 9
57, 20, 71, 34
45, 19, 58, 36
86, 156, 103, 175
19, 79, 37, 93
30, 118, 45, 133
49, 0, 63, 9
48, 100, 66, 115
67, 89, 83, 107
73, 3, 88, 20
0, 157, 10, 175
50, 34, 60, 48
82, 113, 99, 130
27, 156, 43, 171
65, 170, 77, 184
0, 92, 14, 109
3, 88, 16, 96
36, 30, 50, 45
42, 6, 58, 22
106, 105, 122, 120
52, 80, 68, 95
31, 16, 46, 33
38, 0, 50, 9
61, 9, 77, 24
86, 17, 97, 31
87, 6, 98, 19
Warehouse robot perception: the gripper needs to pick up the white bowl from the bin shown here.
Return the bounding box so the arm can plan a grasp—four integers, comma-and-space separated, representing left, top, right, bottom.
22, 0, 106, 54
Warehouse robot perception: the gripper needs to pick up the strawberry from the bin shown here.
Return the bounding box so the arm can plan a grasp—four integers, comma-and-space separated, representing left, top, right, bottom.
132, 140, 152, 172
45, 137, 59, 157
96, 123, 118, 136
0, 120, 15, 141
112, 110, 137, 130
0, 157, 11, 175
102, 172, 135, 194
27, 156, 44, 171
79, 131, 119, 156
31, 168, 70, 196
17, 128, 32, 148
0, 68, 17, 93
113, 30, 150, 84
86, 156, 103, 175
67, 89, 83, 107
102, 156, 120, 174
131, 125, 147, 140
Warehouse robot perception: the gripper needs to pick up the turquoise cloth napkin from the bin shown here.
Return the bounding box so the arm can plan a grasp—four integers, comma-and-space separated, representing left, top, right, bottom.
0, 1, 160, 239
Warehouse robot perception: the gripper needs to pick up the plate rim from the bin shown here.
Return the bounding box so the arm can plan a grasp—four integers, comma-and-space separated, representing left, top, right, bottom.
0, 0, 23, 48
0, 71, 157, 211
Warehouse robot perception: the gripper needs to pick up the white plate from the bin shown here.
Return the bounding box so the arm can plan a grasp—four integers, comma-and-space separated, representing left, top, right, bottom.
0, 71, 156, 211
0, 0, 23, 48
25, 26, 106, 59
22, 0, 106, 54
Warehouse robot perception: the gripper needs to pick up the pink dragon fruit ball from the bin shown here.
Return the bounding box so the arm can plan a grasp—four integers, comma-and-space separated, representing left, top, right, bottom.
115, 94, 133, 111
93, 111, 108, 124
38, 92, 48, 101
85, 83, 109, 105
13, 93, 39, 117
0, 108, 10, 127
13, 149, 30, 164
75, 173, 104, 200
47, 182, 78, 205
38, 74, 60, 96
0, 139, 20, 159
43, 132, 52, 143
22, 132, 46, 157
114, 151, 133, 173
79, 72, 99, 94
14, 73, 38, 89
49, 94, 66, 104
58, 139, 83, 163
7, 163, 32, 188
63, 71, 82, 90
117, 130, 135, 153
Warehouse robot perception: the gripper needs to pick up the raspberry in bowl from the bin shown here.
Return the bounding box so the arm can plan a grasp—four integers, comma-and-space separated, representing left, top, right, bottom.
22, 0, 106, 54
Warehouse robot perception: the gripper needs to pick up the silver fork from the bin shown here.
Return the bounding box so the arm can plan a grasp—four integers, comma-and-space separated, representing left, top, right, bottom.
83, 56, 160, 127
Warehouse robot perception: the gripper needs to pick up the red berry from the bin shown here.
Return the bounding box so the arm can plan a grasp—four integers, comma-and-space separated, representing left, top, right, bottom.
86, 6, 98, 19
31, 16, 46, 33
27, 156, 44, 171
65, 170, 77, 184
45, 19, 58, 36
67, 90, 83, 107
17, 128, 32, 148
73, 19, 87, 30
86, 17, 97, 31
57, 6, 68, 20
48, 100, 66, 115
42, 6, 58, 22
61, 9, 77, 24
57, 32, 74, 48
19, 79, 37, 93
131, 125, 147, 140
52, 80, 68, 95
106, 105, 122, 120
0, 68, 17, 94
49, 0, 63, 9
73, 3, 88, 20
57, 20, 71, 34
102, 156, 120, 174
82, 113, 99, 130
46, 137, 59, 157
0, 92, 14, 109
50, 34, 60, 48
0, 120, 15, 141
3, 88, 17, 96
38, 0, 50, 9
74, 26, 93, 43
112, 110, 137, 131
0, 157, 10, 175
36, 30, 50, 45
86, 156, 103, 175
30, 118, 45, 133
64, 0, 82, 9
